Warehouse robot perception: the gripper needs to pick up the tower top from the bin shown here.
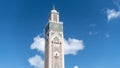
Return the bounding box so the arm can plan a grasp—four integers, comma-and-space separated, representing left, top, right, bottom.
49, 6, 59, 22
51, 5, 57, 13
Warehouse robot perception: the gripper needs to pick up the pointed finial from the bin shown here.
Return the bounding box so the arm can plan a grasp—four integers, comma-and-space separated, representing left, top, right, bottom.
53, 5, 55, 10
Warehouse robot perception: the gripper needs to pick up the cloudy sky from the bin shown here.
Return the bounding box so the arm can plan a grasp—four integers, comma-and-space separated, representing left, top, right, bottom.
0, 0, 120, 68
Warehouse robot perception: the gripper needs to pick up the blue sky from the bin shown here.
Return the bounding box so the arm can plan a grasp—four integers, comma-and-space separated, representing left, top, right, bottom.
0, 0, 120, 68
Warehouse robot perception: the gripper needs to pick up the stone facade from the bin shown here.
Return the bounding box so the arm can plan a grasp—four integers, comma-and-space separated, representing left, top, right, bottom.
44, 7, 64, 68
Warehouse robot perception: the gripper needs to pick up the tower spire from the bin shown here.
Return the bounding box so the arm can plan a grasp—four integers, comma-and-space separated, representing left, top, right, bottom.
53, 5, 55, 10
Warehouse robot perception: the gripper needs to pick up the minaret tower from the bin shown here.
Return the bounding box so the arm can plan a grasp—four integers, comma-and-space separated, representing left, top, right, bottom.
44, 6, 64, 68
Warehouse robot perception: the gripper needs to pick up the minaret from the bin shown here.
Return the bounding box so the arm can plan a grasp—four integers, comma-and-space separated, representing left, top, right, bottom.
44, 6, 64, 68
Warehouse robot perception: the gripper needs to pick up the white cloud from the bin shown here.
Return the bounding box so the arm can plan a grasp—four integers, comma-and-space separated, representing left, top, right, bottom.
74, 65, 79, 68
64, 38, 84, 55
30, 35, 84, 55
28, 55, 44, 68
106, 9, 120, 21
30, 35, 45, 52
